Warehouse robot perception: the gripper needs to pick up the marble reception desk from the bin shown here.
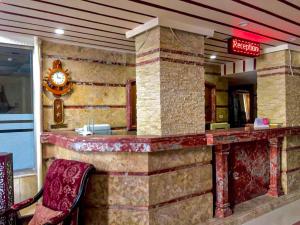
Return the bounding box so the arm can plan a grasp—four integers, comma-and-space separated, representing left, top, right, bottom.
41, 132, 212, 225
41, 127, 300, 224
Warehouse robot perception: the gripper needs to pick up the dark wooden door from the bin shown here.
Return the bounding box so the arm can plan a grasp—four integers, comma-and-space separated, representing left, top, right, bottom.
205, 82, 216, 123
126, 80, 137, 130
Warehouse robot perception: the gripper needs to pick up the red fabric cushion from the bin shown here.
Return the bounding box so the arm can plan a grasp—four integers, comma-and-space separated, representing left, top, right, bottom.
42, 159, 91, 211
28, 203, 64, 225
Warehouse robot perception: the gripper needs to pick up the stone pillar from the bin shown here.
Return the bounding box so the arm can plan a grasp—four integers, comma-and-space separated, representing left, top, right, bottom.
135, 26, 205, 135
215, 144, 232, 218
0, 153, 14, 225
257, 49, 300, 193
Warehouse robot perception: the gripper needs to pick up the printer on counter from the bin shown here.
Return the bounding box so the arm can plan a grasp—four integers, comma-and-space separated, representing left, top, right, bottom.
75, 124, 112, 136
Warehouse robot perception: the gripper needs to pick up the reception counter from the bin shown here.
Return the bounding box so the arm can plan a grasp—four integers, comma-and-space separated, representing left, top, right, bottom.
41, 126, 300, 224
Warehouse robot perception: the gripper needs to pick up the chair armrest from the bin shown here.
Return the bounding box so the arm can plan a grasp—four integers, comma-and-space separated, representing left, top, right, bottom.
6, 188, 44, 213
11, 197, 35, 211
43, 211, 69, 225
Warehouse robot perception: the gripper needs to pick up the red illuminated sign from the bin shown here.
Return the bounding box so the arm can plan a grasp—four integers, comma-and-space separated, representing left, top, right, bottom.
228, 38, 260, 57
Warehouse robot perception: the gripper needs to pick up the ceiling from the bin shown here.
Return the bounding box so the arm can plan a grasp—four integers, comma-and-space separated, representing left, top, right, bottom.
0, 0, 299, 65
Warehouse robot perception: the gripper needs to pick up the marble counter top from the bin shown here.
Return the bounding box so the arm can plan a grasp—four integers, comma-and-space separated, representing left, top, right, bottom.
41, 126, 300, 152
41, 131, 207, 152
206, 126, 300, 145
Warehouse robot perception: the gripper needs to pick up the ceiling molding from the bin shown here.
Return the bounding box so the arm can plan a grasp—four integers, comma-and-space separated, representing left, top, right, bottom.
263, 44, 300, 54
126, 17, 214, 38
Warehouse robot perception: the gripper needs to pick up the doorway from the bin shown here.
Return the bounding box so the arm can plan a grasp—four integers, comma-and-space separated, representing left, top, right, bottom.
227, 71, 257, 128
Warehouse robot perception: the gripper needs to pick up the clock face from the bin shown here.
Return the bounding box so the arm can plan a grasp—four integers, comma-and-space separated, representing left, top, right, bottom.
51, 71, 66, 86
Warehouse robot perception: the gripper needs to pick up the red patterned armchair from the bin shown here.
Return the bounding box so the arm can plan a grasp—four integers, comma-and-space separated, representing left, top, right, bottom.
0, 159, 94, 225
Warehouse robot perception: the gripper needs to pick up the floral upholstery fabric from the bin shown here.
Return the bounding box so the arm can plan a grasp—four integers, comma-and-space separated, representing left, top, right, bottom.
28, 203, 64, 225
42, 159, 92, 212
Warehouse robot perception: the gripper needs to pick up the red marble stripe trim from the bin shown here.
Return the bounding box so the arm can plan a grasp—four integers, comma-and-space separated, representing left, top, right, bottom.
43, 105, 126, 109
258, 72, 300, 77
73, 81, 126, 87
43, 54, 135, 67
205, 72, 221, 76
216, 105, 228, 108
94, 160, 211, 176
257, 65, 300, 72
283, 166, 300, 173
92, 189, 212, 211
161, 57, 204, 66
136, 48, 204, 58
285, 146, 300, 152
111, 126, 127, 130
136, 57, 204, 67
216, 89, 228, 92
233, 62, 236, 74
135, 57, 160, 66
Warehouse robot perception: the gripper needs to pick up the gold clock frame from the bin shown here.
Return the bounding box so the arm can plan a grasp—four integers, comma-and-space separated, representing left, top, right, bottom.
44, 60, 73, 96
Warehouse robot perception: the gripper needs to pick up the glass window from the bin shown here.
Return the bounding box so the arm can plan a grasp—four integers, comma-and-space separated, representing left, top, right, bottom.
0, 46, 34, 171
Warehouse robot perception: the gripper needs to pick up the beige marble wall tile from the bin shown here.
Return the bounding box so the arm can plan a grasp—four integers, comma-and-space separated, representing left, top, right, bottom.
160, 27, 204, 53
43, 145, 213, 224
286, 51, 300, 126
204, 64, 221, 74
43, 85, 126, 106
283, 135, 300, 148
256, 51, 287, 69
148, 146, 211, 171
13, 177, 20, 203
84, 174, 149, 207
42, 41, 135, 131
42, 41, 135, 65
18, 175, 37, 201
257, 75, 286, 125
285, 170, 300, 193
149, 164, 212, 205
83, 207, 149, 225
43, 107, 126, 130
160, 61, 205, 135
136, 62, 162, 135
135, 26, 205, 135
284, 149, 300, 171
150, 193, 213, 225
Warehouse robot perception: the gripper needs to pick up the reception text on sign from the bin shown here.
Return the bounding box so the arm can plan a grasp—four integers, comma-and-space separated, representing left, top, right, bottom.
228, 38, 260, 57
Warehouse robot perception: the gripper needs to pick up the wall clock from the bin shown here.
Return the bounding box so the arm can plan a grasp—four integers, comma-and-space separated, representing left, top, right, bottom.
44, 60, 72, 96
43, 60, 73, 128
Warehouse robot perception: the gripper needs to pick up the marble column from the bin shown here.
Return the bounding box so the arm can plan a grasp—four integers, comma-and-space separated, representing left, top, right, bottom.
135, 26, 205, 135
215, 144, 232, 218
257, 49, 300, 193
0, 153, 14, 225
267, 137, 284, 197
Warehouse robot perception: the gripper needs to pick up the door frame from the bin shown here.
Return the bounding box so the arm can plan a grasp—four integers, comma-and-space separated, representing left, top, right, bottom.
126, 80, 136, 131
205, 81, 216, 123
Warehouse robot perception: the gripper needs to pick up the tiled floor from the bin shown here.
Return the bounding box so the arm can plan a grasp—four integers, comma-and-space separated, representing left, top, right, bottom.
242, 199, 300, 225
201, 189, 300, 225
